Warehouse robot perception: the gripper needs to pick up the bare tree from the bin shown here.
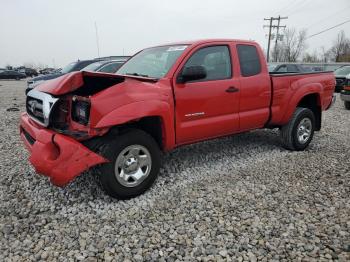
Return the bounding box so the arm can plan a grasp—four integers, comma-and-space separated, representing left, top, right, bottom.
328, 30, 350, 62
5, 64, 13, 70
23, 62, 35, 69
319, 46, 331, 63
37, 63, 47, 70
303, 50, 320, 63
273, 28, 308, 62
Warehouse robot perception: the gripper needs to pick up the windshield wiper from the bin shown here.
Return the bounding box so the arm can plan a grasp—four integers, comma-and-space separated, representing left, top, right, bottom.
125, 72, 149, 77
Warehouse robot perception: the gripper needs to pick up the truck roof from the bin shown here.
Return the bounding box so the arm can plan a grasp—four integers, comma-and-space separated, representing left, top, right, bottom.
153, 39, 258, 47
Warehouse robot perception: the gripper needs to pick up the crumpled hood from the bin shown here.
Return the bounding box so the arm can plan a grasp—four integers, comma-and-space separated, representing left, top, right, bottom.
35, 71, 127, 96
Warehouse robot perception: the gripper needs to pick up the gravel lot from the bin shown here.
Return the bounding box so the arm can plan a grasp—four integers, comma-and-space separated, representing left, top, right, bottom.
0, 79, 349, 261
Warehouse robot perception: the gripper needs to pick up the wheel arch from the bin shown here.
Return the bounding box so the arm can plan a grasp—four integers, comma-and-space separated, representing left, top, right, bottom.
92, 100, 175, 150
296, 93, 322, 131
115, 116, 165, 150
281, 89, 323, 131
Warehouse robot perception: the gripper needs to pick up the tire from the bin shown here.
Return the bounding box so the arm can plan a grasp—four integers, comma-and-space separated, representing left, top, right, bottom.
94, 129, 161, 199
15, 77, 20, 80
280, 107, 315, 151
345, 101, 350, 110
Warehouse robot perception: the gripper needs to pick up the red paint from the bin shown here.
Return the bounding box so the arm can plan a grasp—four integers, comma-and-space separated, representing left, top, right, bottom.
20, 39, 335, 186
36, 71, 123, 95
20, 113, 108, 186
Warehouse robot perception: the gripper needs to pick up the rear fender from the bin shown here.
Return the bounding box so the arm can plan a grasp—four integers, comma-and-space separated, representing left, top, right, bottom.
281, 84, 322, 125
94, 100, 175, 150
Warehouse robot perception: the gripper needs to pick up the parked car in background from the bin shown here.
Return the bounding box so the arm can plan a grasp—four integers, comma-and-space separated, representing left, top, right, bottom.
19, 68, 38, 77
268, 63, 313, 73
334, 65, 350, 92
81, 60, 125, 73
21, 39, 335, 199
39, 68, 56, 75
0, 70, 26, 80
26, 60, 99, 93
340, 75, 350, 110
311, 66, 323, 72
95, 56, 130, 61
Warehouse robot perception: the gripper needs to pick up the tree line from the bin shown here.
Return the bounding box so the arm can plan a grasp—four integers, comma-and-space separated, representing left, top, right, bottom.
270, 29, 350, 63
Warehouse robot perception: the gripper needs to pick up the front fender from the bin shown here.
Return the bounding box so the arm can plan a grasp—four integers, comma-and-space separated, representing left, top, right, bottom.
94, 100, 175, 150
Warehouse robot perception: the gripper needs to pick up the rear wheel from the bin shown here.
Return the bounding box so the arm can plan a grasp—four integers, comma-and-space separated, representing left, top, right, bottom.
344, 101, 350, 110
94, 129, 161, 199
280, 107, 315, 151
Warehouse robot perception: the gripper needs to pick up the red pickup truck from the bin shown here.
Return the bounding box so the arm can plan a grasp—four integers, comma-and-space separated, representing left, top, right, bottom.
20, 39, 335, 199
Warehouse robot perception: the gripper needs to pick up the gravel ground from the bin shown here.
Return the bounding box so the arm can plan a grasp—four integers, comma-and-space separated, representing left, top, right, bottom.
0, 79, 349, 261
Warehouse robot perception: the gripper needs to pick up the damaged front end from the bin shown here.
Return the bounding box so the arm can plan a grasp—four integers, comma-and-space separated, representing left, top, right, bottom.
20, 71, 125, 186
27, 71, 125, 139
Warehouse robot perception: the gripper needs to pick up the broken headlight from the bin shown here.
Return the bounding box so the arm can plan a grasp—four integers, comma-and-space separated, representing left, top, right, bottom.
71, 96, 90, 125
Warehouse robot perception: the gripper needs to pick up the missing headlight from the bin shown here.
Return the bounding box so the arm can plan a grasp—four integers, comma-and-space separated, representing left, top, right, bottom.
71, 96, 90, 125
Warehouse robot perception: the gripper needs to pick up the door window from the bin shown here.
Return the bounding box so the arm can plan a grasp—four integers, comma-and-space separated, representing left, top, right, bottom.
183, 45, 232, 81
237, 44, 261, 77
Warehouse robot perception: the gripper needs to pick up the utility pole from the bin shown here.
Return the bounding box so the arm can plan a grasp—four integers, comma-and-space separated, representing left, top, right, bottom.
94, 21, 100, 58
264, 16, 288, 62
264, 17, 273, 62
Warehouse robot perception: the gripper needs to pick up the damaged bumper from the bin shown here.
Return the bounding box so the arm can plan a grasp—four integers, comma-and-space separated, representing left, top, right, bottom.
20, 113, 108, 186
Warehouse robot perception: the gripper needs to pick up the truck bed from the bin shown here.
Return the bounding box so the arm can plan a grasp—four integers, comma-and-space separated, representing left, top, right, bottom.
269, 71, 335, 126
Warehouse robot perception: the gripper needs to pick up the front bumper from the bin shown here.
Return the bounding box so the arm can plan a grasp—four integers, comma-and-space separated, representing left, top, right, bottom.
340, 91, 350, 102
20, 113, 108, 186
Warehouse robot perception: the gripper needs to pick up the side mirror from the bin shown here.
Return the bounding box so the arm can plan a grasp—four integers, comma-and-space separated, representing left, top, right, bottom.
178, 65, 207, 83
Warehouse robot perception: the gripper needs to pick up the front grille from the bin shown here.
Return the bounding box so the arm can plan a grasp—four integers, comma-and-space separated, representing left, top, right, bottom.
27, 97, 44, 123
26, 89, 59, 127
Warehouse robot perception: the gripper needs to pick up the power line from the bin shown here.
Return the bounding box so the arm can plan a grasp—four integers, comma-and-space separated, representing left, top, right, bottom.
285, 0, 311, 17
306, 5, 350, 30
307, 19, 350, 39
274, 0, 302, 16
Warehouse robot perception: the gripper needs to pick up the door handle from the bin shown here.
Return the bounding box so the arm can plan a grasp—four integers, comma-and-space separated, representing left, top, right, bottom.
226, 86, 239, 93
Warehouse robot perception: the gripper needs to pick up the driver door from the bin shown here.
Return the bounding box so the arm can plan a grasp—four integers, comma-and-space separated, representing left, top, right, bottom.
173, 44, 240, 144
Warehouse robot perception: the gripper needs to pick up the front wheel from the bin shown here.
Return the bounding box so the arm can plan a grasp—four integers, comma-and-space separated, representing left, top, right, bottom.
280, 107, 315, 151
94, 129, 161, 199
344, 101, 350, 110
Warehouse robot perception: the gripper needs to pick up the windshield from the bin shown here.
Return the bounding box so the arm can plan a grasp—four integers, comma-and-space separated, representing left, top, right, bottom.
117, 45, 188, 78
61, 62, 77, 74
81, 61, 105, 72
334, 66, 350, 76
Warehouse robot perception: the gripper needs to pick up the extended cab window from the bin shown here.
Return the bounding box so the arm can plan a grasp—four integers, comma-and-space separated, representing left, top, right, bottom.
183, 45, 231, 81
237, 45, 261, 77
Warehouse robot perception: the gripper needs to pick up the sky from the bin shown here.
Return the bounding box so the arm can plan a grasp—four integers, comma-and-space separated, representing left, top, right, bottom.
0, 0, 349, 68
